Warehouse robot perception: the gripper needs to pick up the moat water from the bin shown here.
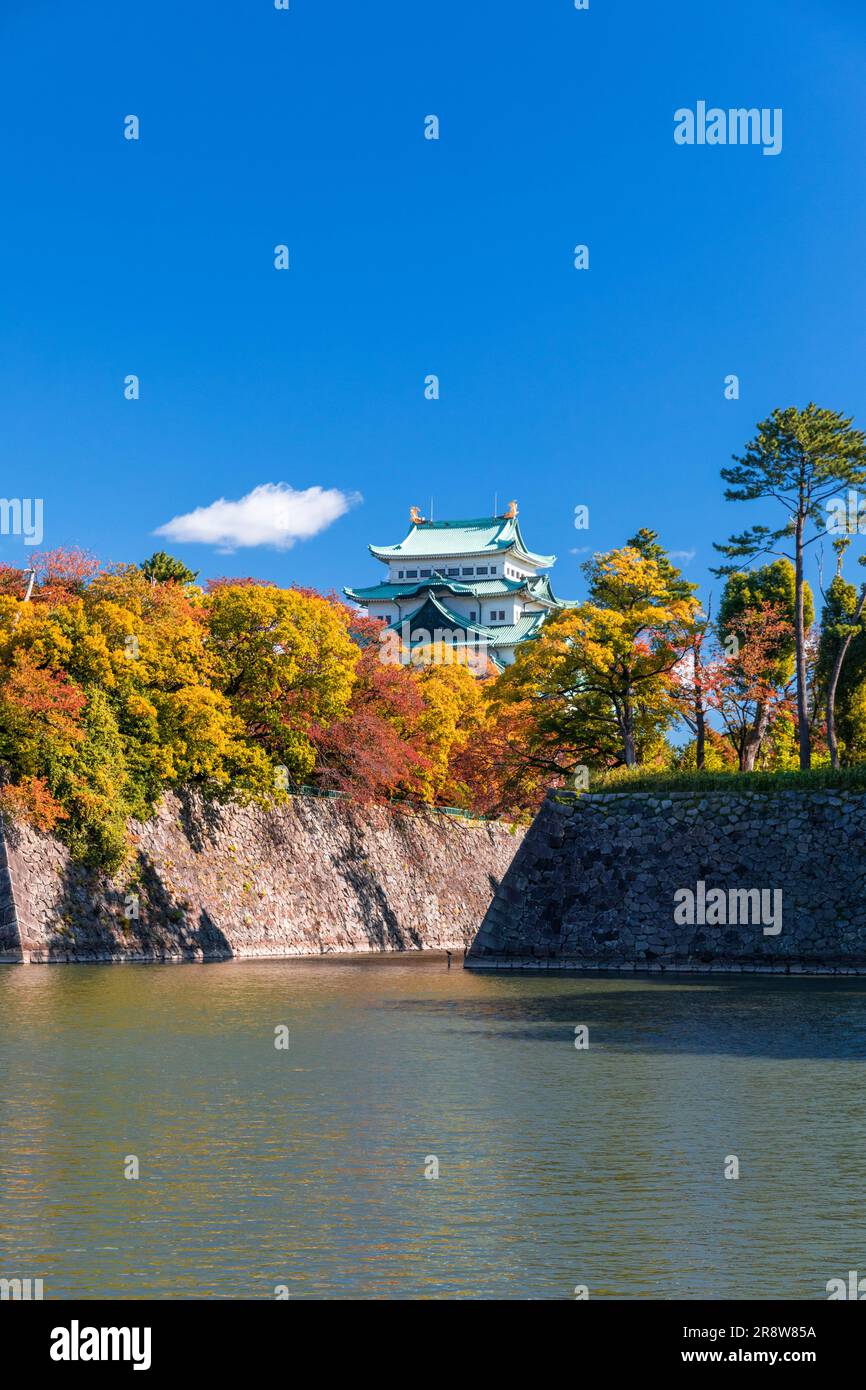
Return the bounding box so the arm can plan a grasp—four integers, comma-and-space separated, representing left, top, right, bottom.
1, 957, 864, 1300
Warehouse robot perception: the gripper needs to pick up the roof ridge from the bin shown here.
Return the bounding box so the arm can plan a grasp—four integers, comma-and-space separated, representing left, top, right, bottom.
413, 515, 509, 528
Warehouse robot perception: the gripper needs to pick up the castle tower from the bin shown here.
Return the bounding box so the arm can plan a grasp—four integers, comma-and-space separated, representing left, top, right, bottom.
344, 503, 575, 672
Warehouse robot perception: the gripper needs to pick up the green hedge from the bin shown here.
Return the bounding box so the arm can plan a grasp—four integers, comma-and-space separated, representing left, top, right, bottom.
584, 765, 866, 795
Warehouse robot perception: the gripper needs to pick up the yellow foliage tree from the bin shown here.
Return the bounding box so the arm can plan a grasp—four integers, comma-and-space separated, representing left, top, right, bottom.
206, 584, 359, 783
494, 533, 699, 771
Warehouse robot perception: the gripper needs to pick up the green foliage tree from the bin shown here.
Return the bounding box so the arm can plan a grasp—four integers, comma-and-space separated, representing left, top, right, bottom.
61, 687, 133, 869
140, 551, 199, 586
816, 539, 866, 766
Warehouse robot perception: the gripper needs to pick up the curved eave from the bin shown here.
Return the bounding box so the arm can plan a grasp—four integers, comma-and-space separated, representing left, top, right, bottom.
369, 544, 406, 562
511, 546, 556, 568
371, 544, 556, 568
509, 518, 555, 568
347, 576, 547, 604
530, 576, 577, 608
345, 576, 477, 603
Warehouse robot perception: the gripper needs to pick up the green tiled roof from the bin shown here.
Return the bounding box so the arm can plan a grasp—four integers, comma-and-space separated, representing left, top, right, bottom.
344, 574, 541, 604
369, 514, 555, 567
484, 613, 548, 645
383, 594, 547, 650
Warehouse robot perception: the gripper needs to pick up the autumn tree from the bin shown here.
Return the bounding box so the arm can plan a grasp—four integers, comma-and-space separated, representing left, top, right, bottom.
310, 615, 429, 799
206, 583, 358, 783
413, 659, 490, 805
672, 607, 713, 770
672, 727, 738, 774
0, 649, 85, 833
449, 691, 550, 819
494, 533, 699, 771
0, 562, 275, 866
0, 565, 29, 600
705, 601, 797, 772
711, 560, 810, 771
29, 547, 101, 604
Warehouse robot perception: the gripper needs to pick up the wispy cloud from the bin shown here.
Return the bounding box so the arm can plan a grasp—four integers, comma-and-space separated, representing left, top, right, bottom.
155, 482, 361, 552
570, 546, 591, 556
669, 549, 696, 564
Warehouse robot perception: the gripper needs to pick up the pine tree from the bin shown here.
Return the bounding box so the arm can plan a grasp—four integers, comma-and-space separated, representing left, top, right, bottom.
140, 551, 199, 586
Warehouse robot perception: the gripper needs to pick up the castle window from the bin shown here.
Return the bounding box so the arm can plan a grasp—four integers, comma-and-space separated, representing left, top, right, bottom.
398, 571, 404, 578
405, 570, 418, 578
476, 566, 488, 575
470, 611, 476, 621
420, 569, 431, 577
447, 567, 459, 576
462, 567, 474, 576
490, 566, 497, 574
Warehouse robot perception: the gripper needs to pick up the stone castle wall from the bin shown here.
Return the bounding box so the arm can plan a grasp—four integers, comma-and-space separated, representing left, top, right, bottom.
467, 788, 866, 974
0, 792, 523, 964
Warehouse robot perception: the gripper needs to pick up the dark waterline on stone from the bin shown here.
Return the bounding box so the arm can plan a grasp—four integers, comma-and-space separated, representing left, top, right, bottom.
1, 956, 864, 1299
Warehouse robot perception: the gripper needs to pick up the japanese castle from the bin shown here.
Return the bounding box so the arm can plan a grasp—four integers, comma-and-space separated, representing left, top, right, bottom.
344, 502, 575, 671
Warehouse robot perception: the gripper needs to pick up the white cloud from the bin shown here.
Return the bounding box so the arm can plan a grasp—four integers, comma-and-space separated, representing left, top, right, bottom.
155, 482, 361, 552
669, 549, 696, 564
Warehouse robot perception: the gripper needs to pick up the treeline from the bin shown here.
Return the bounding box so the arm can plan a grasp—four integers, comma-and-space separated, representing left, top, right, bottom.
3, 404, 866, 868
0, 551, 512, 868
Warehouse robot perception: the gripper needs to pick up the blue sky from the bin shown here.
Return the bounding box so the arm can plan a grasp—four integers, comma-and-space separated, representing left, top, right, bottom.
2, 0, 866, 609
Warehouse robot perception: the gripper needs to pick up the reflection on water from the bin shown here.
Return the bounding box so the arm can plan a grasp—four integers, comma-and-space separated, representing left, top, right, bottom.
0, 957, 864, 1299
